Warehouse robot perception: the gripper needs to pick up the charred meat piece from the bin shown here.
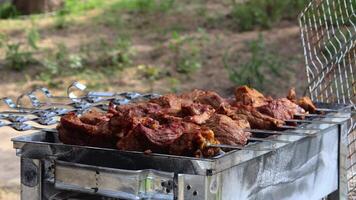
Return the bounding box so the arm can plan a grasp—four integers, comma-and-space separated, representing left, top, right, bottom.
221, 104, 285, 130
169, 123, 219, 157
287, 88, 317, 113
181, 103, 215, 124
110, 102, 162, 137
150, 94, 189, 113
205, 114, 251, 146
234, 86, 308, 121
80, 109, 113, 125
58, 112, 116, 148
298, 97, 317, 113
117, 116, 219, 157
180, 89, 228, 110
256, 98, 306, 121
235, 86, 269, 107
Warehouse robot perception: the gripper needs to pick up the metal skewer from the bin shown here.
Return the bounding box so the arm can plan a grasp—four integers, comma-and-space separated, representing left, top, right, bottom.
248, 137, 290, 143
207, 144, 275, 151
284, 119, 342, 124
293, 113, 350, 118
245, 129, 316, 136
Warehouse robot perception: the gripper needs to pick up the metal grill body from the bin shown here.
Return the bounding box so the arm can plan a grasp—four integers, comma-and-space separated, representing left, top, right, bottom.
299, 0, 356, 196
11, 107, 350, 200
0, 83, 351, 200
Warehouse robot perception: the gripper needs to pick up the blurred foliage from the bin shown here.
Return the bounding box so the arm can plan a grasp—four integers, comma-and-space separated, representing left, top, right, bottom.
0, 0, 320, 91
138, 64, 163, 80
231, 0, 309, 31
0, 33, 37, 71
110, 0, 175, 13
224, 34, 281, 90
0, 2, 19, 19
168, 30, 208, 74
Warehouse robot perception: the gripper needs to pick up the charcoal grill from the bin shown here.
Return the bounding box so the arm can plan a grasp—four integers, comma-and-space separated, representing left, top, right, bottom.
0, 0, 354, 199
0, 82, 351, 200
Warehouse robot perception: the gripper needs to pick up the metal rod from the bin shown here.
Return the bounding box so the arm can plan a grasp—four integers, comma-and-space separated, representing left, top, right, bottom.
245, 129, 316, 136
280, 125, 323, 130
294, 113, 350, 118
315, 106, 355, 113
285, 119, 341, 124
207, 144, 275, 151
248, 137, 290, 144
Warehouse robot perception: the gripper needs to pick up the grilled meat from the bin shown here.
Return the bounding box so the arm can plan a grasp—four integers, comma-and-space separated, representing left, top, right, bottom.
234, 86, 307, 122
181, 103, 215, 124
287, 88, 317, 113
256, 98, 306, 121
220, 104, 285, 130
235, 86, 268, 107
58, 112, 116, 148
205, 114, 251, 145
180, 89, 228, 109
117, 115, 219, 157
57, 85, 317, 157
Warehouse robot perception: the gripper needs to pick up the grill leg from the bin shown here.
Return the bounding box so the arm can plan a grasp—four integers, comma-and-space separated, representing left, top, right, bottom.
327, 123, 349, 200
21, 158, 42, 200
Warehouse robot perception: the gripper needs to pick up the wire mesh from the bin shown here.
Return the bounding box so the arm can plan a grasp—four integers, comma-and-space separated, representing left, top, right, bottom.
299, 0, 355, 196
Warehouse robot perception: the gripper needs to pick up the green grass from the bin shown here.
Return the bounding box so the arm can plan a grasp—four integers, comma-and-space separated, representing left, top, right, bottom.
109, 0, 175, 13
231, 0, 309, 31
168, 31, 207, 74
0, 2, 19, 19
224, 34, 281, 90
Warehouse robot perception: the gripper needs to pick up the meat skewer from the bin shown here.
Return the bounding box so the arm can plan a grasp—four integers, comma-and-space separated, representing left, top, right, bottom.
56, 85, 319, 157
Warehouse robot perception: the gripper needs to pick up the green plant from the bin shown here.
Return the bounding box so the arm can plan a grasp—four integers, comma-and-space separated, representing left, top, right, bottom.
168, 31, 204, 74
53, 0, 104, 29
27, 27, 40, 50
224, 34, 281, 90
231, 0, 309, 31
138, 64, 162, 80
168, 77, 180, 93
0, 2, 19, 19
110, 0, 175, 13
64, 0, 104, 14
0, 33, 37, 71
4, 43, 34, 71
54, 9, 69, 29
41, 43, 83, 76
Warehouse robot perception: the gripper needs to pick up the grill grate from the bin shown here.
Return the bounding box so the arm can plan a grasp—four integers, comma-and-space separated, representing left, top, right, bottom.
0, 82, 329, 152
298, 0, 356, 195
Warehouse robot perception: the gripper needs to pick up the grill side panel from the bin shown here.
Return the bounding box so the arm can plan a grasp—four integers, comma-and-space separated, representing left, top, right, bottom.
219, 124, 339, 200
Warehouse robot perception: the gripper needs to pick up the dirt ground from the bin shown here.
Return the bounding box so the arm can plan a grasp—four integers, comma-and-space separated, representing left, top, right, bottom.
0, 1, 311, 199
0, 127, 20, 200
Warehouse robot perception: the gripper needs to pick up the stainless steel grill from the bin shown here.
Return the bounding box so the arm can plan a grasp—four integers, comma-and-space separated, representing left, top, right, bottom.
0, 0, 354, 199
0, 82, 352, 200
298, 0, 355, 197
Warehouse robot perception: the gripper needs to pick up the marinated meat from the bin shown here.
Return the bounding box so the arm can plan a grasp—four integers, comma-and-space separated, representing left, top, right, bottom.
298, 97, 317, 113
256, 98, 306, 121
222, 104, 285, 130
58, 112, 116, 148
287, 88, 317, 113
181, 103, 215, 124
234, 86, 307, 121
169, 124, 219, 157
180, 89, 228, 109
235, 86, 269, 107
117, 116, 219, 157
205, 114, 251, 145
57, 85, 318, 158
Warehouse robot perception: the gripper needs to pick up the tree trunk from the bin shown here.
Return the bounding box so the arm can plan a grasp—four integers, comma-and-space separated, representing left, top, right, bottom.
12, 0, 63, 15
